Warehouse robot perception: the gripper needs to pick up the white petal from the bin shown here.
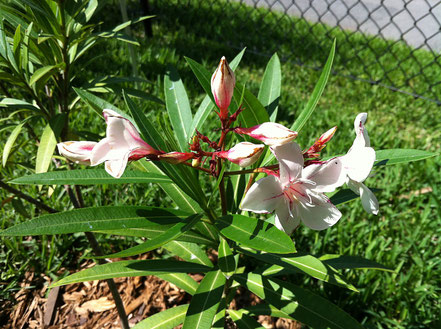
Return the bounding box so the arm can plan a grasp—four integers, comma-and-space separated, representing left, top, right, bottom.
359, 183, 379, 215
353, 112, 370, 147
104, 153, 129, 178
302, 158, 346, 193
274, 198, 300, 235
293, 192, 342, 231
240, 175, 283, 213
342, 146, 375, 183
347, 178, 361, 195
90, 138, 111, 165
272, 142, 304, 186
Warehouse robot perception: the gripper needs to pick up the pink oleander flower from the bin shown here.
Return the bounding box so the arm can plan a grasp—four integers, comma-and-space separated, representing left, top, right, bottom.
218, 142, 265, 167
235, 122, 298, 147
340, 113, 379, 215
90, 109, 161, 178
57, 141, 97, 165
159, 152, 194, 164
211, 56, 235, 119
240, 142, 346, 234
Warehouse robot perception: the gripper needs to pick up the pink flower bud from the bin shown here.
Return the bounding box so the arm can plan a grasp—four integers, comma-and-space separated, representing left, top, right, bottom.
235, 122, 298, 147
218, 142, 265, 167
57, 141, 97, 165
304, 126, 337, 158
159, 152, 194, 164
211, 56, 235, 119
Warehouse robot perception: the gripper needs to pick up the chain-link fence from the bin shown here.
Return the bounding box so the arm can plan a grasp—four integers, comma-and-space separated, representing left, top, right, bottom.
149, 0, 441, 105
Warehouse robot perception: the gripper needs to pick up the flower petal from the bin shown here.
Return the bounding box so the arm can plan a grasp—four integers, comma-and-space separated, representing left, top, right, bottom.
240, 175, 283, 213
342, 146, 375, 183
272, 142, 304, 186
302, 158, 346, 193
353, 112, 370, 148
274, 198, 300, 235
293, 192, 342, 231
104, 153, 130, 179
359, 183, 379, 215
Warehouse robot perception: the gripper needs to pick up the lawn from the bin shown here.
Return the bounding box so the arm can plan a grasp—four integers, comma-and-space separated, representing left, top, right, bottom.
1, 1, 440, 328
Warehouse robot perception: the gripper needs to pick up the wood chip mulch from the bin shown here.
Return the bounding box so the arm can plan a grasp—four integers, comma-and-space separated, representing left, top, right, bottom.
1, 254, 301, 329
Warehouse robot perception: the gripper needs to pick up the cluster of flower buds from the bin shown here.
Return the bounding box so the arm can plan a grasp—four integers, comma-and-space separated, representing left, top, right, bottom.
58, 56, 378, 234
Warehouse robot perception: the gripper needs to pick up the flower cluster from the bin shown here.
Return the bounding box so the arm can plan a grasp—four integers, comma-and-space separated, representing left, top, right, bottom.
58, 57, 378, 234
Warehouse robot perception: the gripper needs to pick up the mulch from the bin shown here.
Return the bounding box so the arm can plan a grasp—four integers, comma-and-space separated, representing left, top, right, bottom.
1, 254, 301, 329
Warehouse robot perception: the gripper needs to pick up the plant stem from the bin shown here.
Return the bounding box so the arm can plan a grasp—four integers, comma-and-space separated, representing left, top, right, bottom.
0, 179, 57, 213
65, 183, 130, 329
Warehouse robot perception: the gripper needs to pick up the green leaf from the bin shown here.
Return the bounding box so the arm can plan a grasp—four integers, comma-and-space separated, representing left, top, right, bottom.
218, 237, 237, 278
99, 227, 214, 246
98, 214, 202, 258
29, 65, 57, 86
230, 83, 269, 132
242, 248, 357, 291
52, 260, 211, 287
188, 95, 215, 138
242, 304, 293, 319
164, 66, 193, 152
329, 189, 359, 205
35, 114, 65, 174
184, 57, 214, 105
375, 149, 437, 166
229, 310, 266, 329
2, 122, 24, 166
291, 39, 336, 133
111, 15, 154, 33
133, 304, 189, 329
319, 254, 394, 272
163, 241, 213, 267
135, 160, 203, 214
155, 274, 198, 295
182, 270, 226, 329
10, 169, 172, 185
258, 53, 281, 121
0, 98, 40, 112
235, 273, 364, 329
216, 215, 295, 254
0, 206, 190, 236
74, 87, 121, 117
212, 297, 226, 329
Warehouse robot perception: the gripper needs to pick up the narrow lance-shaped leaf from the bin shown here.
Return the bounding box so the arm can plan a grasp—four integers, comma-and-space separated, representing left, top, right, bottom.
182, 270, 227, 329
0, 206, 191, 236
235, 273, 364, 329
241, 248, 357, 292
375, 149, 437, 166
229, 309, 266, 329
164, 65, 192, 152
155, 273, 199, 295
163, 241, 213, 267
258, 53, 281, 121
2, 123, 24, 166
35, 113, 65, 174
133, 304, 189, 329
319, 254, 393, 272
218, 237, 237, 278
29, 65, 58, 86
73, 87, 122, 117
10, 170, 172, 185
96, 214, 202, 259
52, 260, 212, 287
291, 39, 336, 132
216, 215, 296, 254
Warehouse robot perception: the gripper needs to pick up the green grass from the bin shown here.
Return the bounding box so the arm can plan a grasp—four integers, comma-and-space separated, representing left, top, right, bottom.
1, 1, 440, 328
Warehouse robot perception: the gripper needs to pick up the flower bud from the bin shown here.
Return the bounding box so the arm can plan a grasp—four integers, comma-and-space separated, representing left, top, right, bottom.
304, 126, 337, 158
235, 122, 297, 147
218, 142, 265, 167
211, 56, 235, 119
57, 141, 97, 165
192, 157, 201, 168
159, 152, 194, 164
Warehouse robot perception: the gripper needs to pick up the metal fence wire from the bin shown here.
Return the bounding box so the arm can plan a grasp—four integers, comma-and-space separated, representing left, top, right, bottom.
150, 0, 441, 105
